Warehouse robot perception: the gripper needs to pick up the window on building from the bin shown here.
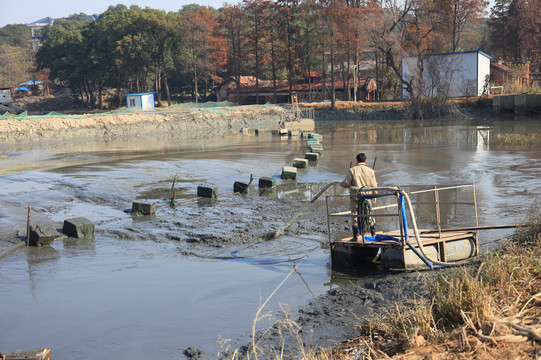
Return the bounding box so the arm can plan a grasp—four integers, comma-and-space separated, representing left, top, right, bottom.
129, 98, 136, 107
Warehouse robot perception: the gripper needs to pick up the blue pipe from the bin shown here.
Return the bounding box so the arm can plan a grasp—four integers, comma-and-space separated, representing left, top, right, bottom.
399, 194, 446, 270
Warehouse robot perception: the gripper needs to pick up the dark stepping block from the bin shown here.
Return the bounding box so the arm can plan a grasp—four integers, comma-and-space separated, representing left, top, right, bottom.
293, 158, 308, 168
63, 217, 95, 238
233, 181, 255, 194
305, 152, 319, 161
29, 225, 61, 246
259, 177, 276, 188
132, 202, 156, 215
309, 145, 324, 154
281, 166, 297, 180
197, 186, 218, 198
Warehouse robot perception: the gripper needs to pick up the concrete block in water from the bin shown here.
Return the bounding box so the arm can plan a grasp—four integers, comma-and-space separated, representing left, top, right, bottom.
63, 217, 95, 238
233, 181, 255, 194
30, 225, 61, 246
293, 158, 308, 168
306, 139, 319, 147
197, 186, 218, 198
132, 202, 156, 215
309, 145, 324, 154
281, 166, 297, 180
259, 176, 276, 188
305, 152, 319, 161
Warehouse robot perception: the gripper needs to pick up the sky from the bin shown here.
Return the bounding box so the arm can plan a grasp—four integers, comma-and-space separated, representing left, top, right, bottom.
0, 0, 226, 28
1, 0, 497, 28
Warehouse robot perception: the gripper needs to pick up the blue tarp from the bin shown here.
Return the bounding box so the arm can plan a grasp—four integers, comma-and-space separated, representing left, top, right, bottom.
362, 235, 401, 242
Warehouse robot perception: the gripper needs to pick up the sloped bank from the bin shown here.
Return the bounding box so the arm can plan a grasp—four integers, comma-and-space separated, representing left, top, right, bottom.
312, 103, 494, 121
0, 107, 283, 145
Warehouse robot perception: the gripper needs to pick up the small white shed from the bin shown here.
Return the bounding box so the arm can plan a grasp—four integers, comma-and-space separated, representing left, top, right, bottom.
401, 50, 492, 99
125, 92, 156, 111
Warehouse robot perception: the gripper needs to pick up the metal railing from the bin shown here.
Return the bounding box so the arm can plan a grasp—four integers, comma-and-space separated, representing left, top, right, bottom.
325, 183, 478, 244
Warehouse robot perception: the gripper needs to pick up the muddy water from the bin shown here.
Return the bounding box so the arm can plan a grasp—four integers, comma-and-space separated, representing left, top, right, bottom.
1, 119, 540, 359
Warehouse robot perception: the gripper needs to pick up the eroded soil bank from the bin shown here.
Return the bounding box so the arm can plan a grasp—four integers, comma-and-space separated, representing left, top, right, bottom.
0, 106, 283, 145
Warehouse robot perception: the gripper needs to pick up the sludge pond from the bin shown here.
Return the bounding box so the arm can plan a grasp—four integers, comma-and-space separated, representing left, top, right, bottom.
1, 119, 540, 359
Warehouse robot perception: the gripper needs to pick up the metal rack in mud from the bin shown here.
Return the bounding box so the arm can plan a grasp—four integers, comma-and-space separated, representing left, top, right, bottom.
325, 184, 480, 272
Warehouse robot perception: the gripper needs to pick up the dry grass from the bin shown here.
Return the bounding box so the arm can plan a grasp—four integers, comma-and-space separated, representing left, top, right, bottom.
503, 81, 541, 95
299, 101, 405, 112
231, 204, 541, 360
324, 202, 541, 360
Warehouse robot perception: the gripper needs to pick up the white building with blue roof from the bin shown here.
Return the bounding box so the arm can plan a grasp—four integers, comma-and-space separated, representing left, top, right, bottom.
125, 92, 156, 111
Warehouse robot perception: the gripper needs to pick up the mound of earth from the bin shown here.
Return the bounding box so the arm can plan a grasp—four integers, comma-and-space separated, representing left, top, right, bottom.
13, 95, 89, 114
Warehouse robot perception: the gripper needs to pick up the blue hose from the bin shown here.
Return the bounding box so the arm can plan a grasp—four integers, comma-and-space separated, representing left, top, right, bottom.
400, 194, 446, 270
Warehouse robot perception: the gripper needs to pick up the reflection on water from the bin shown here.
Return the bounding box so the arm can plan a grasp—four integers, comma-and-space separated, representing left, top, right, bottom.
0, 118, 540, 359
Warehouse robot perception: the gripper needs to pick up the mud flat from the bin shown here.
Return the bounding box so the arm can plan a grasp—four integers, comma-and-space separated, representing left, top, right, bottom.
207, 270, 431, 359
0, 107, 283, 145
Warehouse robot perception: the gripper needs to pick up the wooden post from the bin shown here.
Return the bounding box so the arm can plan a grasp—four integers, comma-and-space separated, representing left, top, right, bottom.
26, 205, 31, 246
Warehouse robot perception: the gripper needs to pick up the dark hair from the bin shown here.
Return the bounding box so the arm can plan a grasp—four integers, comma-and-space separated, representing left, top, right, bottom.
356, 153, 367, 163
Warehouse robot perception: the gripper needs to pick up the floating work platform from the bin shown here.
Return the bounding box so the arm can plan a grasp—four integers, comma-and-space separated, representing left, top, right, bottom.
331, 229, 477, 272
324, 184, 481, 272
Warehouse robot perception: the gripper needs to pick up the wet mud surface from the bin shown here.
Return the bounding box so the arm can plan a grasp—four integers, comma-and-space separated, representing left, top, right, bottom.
1, 118, 541, 359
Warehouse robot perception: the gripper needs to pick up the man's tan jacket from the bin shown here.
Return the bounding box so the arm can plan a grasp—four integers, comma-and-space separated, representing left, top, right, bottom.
340, 162, 377, 212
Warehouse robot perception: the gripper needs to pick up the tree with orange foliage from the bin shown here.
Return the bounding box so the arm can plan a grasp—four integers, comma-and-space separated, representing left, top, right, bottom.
180, 5, 223, 103
440, 0, 489, 52
243, 0, 272, 104
220, 4, 248, 104
368, 0, 445, 99
276, 0, 301, 98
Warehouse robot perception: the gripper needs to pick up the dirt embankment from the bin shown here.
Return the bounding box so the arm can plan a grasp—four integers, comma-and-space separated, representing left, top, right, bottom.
302, 100, 494, 121
0, 107, 284, 145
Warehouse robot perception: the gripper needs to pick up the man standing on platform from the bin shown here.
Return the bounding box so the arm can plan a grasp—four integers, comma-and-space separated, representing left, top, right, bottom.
340, 152, 377, 240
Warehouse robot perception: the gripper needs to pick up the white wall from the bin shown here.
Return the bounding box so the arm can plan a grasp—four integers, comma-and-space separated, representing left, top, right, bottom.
401, 51, 491, 99
141, 94, 155, 110
477, 54, 491, 96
